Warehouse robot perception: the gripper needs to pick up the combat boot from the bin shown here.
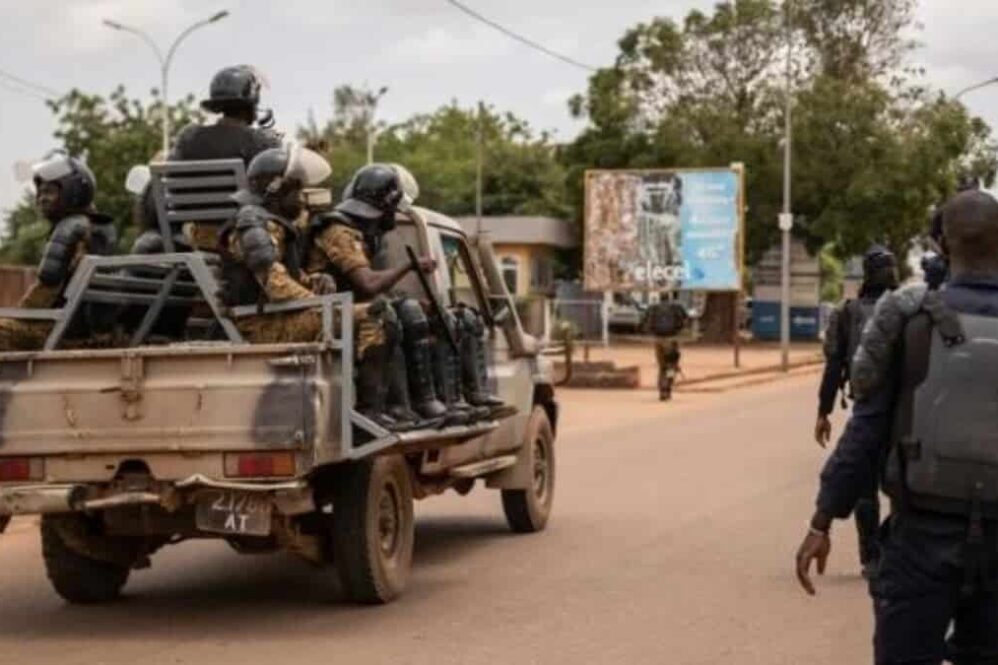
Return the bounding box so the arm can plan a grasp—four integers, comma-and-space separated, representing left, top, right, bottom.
405, 338, 450, 423
386, 345, 436, 430
457, 306, 514, 420
431, 328, 474, 426
355, 344, 402, 431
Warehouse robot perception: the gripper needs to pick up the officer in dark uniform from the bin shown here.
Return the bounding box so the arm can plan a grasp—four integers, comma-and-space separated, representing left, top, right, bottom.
814, 244, 898, 578
0, 154, 116, 349
305, 164, 447, 428
132, 65, 282, 254
796, 190, 998, 664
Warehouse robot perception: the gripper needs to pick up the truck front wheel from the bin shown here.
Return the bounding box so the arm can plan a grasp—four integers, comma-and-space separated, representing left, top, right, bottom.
41, 515, 132, 604
332, 455, 414, 604
502, 407, 556, 533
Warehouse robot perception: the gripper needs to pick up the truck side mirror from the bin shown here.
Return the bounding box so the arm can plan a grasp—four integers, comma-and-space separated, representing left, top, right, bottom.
125, 165, 152, 195
489, 296, 513, 325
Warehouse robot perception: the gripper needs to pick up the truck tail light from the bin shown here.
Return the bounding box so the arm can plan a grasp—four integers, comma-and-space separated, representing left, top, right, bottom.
224, 453, 296, 479
0, 457, 43, 482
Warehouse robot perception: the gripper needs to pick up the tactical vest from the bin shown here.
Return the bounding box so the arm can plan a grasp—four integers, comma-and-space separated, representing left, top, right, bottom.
648, 302, 688, 337
886, 292, 998, 517
220, 206, 303, 308
842, 298, 875, 388
171, 123, 281, 166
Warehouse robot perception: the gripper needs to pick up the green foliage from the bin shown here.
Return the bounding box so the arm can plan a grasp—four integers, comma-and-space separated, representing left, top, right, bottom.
818, 244, 843, 302
564, 0, 997, 267
300, 86, 569, 219
1, 88, 202, 264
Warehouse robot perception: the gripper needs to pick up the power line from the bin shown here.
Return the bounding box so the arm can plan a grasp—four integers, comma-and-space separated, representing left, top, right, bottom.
0, 77, 50, 102
0, 67, 60, 99
443, 0, 598, 72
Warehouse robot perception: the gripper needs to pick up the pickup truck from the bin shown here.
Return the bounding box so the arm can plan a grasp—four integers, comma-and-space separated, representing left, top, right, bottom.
0, 159, 557, 605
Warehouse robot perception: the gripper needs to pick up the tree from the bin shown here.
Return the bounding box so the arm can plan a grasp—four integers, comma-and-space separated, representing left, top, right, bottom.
564, 0, 996, 268
1, 87, 202, 263
301, 88, 569, 219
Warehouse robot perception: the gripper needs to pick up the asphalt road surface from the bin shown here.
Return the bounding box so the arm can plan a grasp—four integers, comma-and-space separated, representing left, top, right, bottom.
1, 373, 872, 665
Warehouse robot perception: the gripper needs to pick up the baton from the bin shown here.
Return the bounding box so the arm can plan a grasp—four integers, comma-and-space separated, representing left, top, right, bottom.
406, 245, 459, 354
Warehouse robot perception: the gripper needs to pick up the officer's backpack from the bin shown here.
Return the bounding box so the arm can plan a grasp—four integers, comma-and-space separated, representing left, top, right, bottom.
886, 291, 998, 517
648, 302, 688, 337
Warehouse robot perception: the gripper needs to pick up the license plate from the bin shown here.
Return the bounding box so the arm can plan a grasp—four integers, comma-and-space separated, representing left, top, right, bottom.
195, 490, 273, 537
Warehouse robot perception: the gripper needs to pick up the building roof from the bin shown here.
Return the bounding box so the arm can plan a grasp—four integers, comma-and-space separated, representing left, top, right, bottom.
455, 216, 577, 250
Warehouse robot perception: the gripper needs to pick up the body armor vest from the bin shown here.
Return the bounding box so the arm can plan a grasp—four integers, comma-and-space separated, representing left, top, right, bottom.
172, 123, 281, 166
221, 206, 302, 307
887, 293, 998, 517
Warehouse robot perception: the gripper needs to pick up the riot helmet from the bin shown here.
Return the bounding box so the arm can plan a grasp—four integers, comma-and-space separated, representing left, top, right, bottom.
201, 65, 263, 116
31, 153, 96, 221
336, 164, 410, 223
957, 172, 980, 193
239, 144, 331, 219
861, 244, 898, 295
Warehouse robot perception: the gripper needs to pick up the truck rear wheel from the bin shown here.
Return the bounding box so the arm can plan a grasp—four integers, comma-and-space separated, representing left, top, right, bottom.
502, 407, 555, 533
41, 515, 131, 604
332, 455, 414, 604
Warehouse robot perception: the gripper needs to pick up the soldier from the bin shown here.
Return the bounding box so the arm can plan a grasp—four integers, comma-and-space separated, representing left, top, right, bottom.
647, 299, 689, 401
814, 244, 898, 579
131, 65, 282, 254
0, 154, 116, 350
796, 190, 998, 664
305, 164, 448, 426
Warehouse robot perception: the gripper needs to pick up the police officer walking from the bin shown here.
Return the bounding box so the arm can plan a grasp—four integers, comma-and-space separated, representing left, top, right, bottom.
814, 244, 898, 578
647, 298, 689, 401
796, 190, 998, 664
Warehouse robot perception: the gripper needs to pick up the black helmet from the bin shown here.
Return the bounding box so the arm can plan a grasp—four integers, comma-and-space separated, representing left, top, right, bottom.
237, 144, 331, 204
336, 164, 409, 221
202, 65, 262, 114
862, 244, 898, 293
957, 172, 980, 192
32, 153, 96, 214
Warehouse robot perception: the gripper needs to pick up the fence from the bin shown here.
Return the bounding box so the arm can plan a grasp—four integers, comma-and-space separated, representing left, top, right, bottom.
549, 298, 609, 345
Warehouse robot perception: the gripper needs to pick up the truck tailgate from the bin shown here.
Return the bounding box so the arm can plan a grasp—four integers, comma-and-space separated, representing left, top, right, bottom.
0, 345, 336, 456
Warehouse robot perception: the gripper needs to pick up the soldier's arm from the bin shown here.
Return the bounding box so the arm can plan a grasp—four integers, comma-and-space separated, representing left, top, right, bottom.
315, 226, 429, 300
239, 220, 313, 303
816, 307, 846, 417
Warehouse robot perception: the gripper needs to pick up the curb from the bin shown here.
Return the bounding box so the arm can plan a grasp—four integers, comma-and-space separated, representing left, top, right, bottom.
676, 364, 821, 394
676, 357, 823, 387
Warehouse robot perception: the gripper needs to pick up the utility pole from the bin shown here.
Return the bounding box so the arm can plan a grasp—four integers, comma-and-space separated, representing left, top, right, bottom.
103, 11, 229, 155
778, 0, 795, 372
365, 86, 389, 165
476, 101, 485, 237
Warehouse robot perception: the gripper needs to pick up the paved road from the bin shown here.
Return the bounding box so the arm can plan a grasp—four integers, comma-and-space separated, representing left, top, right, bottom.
1, 373, 872, 665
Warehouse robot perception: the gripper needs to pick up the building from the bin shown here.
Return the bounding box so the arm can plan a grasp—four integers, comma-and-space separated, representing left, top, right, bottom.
456, 216, 577, 298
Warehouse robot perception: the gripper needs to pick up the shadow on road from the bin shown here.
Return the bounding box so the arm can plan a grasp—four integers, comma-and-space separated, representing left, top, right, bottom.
0, 515, 518, 640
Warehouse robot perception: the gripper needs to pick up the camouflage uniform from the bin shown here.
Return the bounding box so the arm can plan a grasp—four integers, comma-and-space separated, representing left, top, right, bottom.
223, 217, 324, 344
306, 222, 388, 360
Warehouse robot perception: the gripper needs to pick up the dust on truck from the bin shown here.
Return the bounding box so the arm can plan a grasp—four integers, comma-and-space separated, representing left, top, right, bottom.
0, 159, 557, 605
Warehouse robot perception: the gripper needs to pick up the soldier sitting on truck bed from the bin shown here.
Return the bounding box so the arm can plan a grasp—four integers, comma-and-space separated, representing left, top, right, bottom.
220, 146, 408, 430
307, 164, 507, 428
132, 65, 282, 254
0, 154, 117, 350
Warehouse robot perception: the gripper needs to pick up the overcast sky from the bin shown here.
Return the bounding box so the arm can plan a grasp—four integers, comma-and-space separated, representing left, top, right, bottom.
1, 0, 997, 214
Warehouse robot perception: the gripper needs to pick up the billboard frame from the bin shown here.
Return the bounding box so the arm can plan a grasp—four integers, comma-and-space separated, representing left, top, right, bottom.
582, 165, 746, 294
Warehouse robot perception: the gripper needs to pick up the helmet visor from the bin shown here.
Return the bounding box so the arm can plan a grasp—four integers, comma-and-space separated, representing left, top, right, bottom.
389, 163, 419, 211
32, 156, 74, 183
285, 144, 331, 186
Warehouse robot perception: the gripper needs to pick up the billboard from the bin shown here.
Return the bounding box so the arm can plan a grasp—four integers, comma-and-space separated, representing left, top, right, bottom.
584, 168, 744, 292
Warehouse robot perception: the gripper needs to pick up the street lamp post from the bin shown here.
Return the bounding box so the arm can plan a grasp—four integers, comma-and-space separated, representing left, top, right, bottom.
103, 11, 230, 155
365, 86, 389, 165
955, 76, 998, 101
779, 1, 794, 372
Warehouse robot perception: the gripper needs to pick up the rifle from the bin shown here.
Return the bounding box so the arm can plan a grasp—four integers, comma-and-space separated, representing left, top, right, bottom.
406, 245, 459, 354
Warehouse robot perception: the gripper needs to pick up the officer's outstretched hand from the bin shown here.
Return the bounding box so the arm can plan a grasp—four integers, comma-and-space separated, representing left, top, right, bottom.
795, 530, 831, 596
814, 415, 832, 448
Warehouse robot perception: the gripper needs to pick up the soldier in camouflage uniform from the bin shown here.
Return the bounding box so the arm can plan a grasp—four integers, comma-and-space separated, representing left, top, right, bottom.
0, 154, 116, 350
306, 164, 446, 429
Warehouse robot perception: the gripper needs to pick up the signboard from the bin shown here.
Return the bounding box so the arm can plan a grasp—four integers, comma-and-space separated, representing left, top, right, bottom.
584, 168, 744, 292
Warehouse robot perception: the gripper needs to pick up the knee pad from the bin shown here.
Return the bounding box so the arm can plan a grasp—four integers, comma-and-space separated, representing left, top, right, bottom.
395, 298, 430, 340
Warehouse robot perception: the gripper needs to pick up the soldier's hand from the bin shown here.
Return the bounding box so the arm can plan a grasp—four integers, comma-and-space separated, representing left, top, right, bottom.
416, 256, 437, 274
310, 273, 337, 295
795, 529, 832, 596
814, 415, 832, 448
